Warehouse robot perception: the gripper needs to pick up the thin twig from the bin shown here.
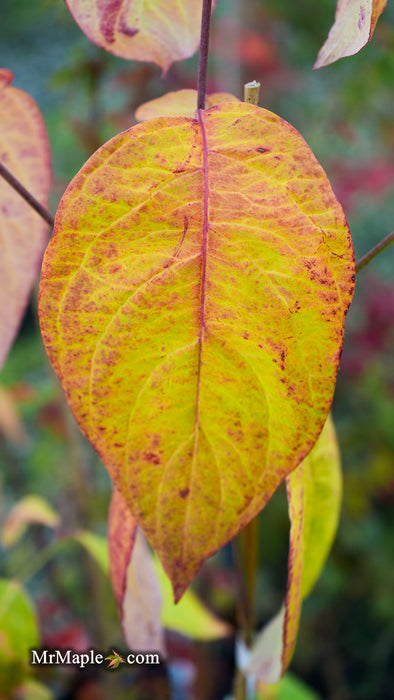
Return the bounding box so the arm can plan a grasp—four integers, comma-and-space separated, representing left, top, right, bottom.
232, 517, 259, 700
0, 160, 54, 228
197, 0, 213, 111
233, 519, 258, 647
244, 81, 261, 106
355, 231, 394, 273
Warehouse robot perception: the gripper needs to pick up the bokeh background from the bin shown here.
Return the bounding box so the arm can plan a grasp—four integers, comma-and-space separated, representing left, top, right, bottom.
0, 0, 393, 698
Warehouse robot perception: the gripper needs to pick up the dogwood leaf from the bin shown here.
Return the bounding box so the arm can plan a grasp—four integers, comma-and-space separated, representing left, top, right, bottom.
0, 69, 51, 371
65, 0, 215, 72
39, 103, 354, 599
314, 0, 387, 69
135, 90, 240, 121
245, 415, 342, 683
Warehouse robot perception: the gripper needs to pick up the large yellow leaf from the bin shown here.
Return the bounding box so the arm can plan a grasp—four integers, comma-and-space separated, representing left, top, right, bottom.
314, 0, 387, 69
0, 69, 51, 370
39, 103, 355, 598
245, 416, 342, 683
65, 0, 212, 72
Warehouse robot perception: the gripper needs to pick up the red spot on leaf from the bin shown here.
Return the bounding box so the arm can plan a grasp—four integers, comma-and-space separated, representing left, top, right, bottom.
97, 0, 123, 43
144, 452, 161, 465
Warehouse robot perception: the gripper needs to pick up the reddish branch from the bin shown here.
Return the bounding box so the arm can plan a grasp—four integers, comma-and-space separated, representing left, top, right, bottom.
355, 231, 394, 274
0, 160, 54, 228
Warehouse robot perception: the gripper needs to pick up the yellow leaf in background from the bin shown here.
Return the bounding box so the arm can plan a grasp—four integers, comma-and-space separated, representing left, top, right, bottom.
257, 671, 320, 699
39, 103, 354, 599
14, 679, 54, 700
153, 554, 231, 640
295, 416, 342, 599
135, 89, 240, 121
1, 495, 60, 549
244, 416, 342, 683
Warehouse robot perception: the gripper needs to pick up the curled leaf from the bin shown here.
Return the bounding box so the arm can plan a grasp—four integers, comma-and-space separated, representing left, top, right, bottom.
39, 103, 354, 599
108, 489, 164, 653
314, 0, 387, 69
122, 530, 165, 654
1, 495, 60, 548
108, 488, 230, 648
135, 89, 240, 121
245, 416, 342, 683
0, 69, 52, 370
108, 486, 138, 617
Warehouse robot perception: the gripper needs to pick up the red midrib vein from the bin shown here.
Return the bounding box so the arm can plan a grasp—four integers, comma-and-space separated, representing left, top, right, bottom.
195, 108, 209, 429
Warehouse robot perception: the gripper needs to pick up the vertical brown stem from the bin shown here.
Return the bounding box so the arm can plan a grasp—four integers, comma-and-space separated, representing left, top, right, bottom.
232, 516, 259, 700
197, 0, 213, 110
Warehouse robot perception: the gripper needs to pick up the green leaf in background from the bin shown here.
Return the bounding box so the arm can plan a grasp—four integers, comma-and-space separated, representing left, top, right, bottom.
14, 678, 54, 700
72, 530, 109, 575
153, 554, 231, 641
295, 415, 342, 599
244, 416, 342, 682
257, 671, 320, 699
0, 578, 39, 696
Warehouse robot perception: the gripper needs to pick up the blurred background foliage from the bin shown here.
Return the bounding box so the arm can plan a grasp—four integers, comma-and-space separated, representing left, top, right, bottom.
0, 0, 393, 698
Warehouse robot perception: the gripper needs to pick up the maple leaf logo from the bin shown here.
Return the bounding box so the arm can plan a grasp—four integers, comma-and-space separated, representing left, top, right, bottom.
105, 650, 126, 669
